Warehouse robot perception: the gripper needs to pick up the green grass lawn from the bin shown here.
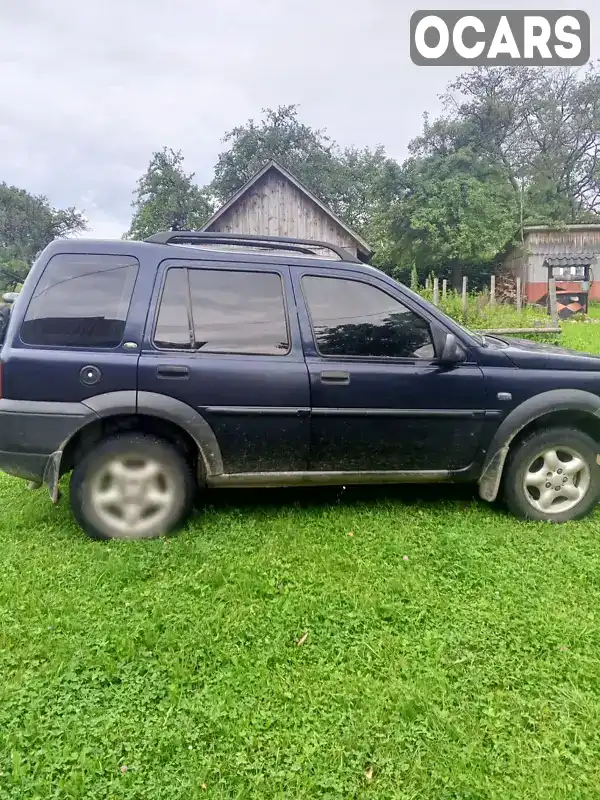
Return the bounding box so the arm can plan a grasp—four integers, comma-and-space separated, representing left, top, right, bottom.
561, 321, 600, 351
2, 323, 600, 799
585, 303, 600, 320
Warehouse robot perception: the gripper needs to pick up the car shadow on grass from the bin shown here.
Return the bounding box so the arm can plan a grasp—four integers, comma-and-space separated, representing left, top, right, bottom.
198, 482, 483, 514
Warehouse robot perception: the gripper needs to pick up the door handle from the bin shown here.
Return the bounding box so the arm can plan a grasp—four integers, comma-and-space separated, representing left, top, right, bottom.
320, 370, 350, 385
156, 364, 189, 379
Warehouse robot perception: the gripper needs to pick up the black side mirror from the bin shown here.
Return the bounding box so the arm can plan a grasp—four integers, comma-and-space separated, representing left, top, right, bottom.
439, 332, 466, 366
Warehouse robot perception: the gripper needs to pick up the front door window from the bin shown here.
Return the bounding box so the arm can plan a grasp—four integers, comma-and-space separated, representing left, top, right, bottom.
302, 275, 435, 360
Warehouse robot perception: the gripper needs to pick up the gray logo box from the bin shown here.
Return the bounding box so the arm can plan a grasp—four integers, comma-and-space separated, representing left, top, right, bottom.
410, 10, 590, 66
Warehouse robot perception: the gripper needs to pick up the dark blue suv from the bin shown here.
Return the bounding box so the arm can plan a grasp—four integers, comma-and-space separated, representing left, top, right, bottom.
1, 231, 600, 539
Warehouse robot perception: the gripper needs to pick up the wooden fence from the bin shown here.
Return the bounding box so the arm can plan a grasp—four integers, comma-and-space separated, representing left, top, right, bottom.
424, 275, 561, 335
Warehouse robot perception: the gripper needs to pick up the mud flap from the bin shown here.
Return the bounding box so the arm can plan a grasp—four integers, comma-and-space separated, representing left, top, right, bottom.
43, 451, 62, 504
478, 446, 509, 502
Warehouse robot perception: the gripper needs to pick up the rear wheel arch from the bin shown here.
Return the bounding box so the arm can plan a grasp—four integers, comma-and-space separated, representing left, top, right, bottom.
57, 393, 223, 484
478, 389, 600, 502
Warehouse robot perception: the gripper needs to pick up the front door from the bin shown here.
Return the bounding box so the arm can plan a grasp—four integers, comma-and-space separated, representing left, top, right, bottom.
138, 260, 310, 474
294, 271, 486, 472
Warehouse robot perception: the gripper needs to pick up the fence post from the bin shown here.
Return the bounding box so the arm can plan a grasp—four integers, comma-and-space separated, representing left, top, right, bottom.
433, 277, 439, 306
490, 275, 496, 306
442, 279, 447, 299
425, 276, 431, 291
461, 276, 468, 317
548, 277, 559, 326
516, 277, 522, 313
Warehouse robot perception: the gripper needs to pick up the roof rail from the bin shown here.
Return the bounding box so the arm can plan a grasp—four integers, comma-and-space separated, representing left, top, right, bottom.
144, 230, 361, 263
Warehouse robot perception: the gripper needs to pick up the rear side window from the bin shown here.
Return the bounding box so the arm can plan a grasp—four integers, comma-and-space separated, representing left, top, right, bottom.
20, 254, 138, 348
154, 267, 289, 355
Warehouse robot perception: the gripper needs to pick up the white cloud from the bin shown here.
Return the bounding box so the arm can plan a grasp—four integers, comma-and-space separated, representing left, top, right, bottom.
0, 0, 597, 236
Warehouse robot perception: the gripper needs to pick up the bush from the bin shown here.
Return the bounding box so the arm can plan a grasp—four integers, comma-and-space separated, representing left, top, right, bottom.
417, 288, 560, 343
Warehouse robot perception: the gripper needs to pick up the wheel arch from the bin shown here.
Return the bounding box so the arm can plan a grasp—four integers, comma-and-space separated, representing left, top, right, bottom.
478, 389, 600, 502
46, 391, 224, 503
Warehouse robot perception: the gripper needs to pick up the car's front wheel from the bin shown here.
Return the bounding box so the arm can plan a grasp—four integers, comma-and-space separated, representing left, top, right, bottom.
70, 433, 196, 540
503, 427, 600, 523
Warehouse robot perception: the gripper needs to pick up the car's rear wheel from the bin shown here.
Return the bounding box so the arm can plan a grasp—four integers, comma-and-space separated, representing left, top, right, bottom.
70, 433, 196, 540
503, 427, 600, 523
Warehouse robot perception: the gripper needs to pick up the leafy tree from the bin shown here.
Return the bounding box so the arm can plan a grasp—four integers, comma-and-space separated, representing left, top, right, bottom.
209, 105, 394, 236
125, 148, 213, 240
377, 148, 519, 286
373, 64, 600, 285
210, 105, 335, 203
0, 184, 87, 290
412, 65, 600, 224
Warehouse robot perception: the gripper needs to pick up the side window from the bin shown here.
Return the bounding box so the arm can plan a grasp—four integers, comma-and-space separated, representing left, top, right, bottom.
20, 254, 138, 348
154, 269, 191, 349
153, 267, 289, 355
302, 276, 435, 359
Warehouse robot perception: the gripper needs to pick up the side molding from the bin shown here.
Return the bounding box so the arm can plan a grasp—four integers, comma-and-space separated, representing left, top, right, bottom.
478, 389, 600, 502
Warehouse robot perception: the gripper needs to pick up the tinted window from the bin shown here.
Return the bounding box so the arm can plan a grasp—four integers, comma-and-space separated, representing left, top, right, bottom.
154, 269, 191, 349
21, 254, 138, 348
154, 267, 289, 355
303, 276, 434, 359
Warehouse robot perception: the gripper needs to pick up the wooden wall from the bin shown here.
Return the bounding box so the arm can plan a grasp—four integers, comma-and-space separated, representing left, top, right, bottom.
205, 168, 359, 258
502, 228, 600, 302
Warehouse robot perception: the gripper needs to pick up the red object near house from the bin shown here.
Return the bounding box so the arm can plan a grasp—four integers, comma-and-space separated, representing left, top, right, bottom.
502, 225, 600, 317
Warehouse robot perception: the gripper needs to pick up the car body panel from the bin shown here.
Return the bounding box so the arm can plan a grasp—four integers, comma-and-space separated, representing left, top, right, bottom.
137, 259, 311, 473
1, 236, 600, 506
290, 266, 488, 471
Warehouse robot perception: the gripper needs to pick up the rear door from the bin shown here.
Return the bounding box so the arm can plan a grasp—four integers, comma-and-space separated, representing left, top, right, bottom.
294, 269, 486, 472
1, 252, 141, 404
137, 259, 310, 474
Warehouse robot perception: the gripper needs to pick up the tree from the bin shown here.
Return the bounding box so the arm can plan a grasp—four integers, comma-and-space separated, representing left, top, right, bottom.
412, 64, 600, 225
0, 184, 87, 290
125, 148, 213, 240
381, 148, 519, 286
210, 105, 336, 204
209, 105, 395, 236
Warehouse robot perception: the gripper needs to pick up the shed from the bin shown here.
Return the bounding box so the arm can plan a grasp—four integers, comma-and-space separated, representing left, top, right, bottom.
201, 160, 372, 262
502, 225, 600, 303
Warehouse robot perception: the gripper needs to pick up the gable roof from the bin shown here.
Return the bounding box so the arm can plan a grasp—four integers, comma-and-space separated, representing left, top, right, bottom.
200, 159, 372, 259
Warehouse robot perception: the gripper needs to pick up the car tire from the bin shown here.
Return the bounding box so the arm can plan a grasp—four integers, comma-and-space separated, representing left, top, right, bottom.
503, 427, 600, 523
70, 433, 196, 540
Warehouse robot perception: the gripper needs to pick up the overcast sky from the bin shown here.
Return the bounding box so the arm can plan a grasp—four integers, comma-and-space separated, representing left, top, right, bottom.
0, 0, 598, 238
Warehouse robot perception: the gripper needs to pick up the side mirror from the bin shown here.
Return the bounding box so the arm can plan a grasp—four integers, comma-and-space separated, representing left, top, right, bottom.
439, 332, 466, 366
2, 292, 19, 304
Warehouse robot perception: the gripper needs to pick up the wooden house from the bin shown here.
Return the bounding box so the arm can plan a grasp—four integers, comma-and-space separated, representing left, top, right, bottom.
200, 160, 372, 262
502, 224, 600, 305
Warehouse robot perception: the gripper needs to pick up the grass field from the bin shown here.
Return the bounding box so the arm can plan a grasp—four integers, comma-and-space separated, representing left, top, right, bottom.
2, 323, 600, 799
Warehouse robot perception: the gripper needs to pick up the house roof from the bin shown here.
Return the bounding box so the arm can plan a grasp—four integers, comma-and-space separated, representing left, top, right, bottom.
544, 254, 599, 267
200, 159, 372, 258
523, 224, 600, 234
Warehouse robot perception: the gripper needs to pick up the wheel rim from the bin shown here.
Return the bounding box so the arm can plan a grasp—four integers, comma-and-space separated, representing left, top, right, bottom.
523, 445, 591, 516
88, 454, 177, 538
